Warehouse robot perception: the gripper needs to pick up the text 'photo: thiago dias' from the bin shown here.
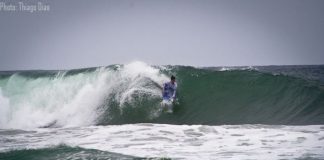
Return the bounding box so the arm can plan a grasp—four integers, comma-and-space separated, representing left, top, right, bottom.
0, 1, 50, 13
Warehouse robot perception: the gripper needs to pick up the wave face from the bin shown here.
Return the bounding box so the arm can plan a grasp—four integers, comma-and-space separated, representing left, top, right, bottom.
0, 145, 138, 160
0, 62, 323, 128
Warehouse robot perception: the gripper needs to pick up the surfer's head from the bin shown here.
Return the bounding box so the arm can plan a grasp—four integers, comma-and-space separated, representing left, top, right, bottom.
171, 75, 176, 84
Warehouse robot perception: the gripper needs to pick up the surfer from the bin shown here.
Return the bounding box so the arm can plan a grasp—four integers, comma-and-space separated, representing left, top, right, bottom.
162, 75, 177, 102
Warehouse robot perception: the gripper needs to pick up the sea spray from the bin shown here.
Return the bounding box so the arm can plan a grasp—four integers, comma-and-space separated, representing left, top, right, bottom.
0, 62, 168, 129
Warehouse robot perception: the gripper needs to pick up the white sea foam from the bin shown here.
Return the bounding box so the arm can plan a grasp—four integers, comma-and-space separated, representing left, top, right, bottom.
1, 124, 323, 159
219, 66, 258, 71
117, 61, 168, 106
0, 61, 168, 129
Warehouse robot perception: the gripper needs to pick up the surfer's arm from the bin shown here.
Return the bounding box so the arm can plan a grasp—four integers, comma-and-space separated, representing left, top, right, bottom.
172, 91, 176, 99
172, 84, 177, 99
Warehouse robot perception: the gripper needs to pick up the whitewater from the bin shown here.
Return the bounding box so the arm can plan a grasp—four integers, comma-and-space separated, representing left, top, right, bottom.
0, 61, 324, 159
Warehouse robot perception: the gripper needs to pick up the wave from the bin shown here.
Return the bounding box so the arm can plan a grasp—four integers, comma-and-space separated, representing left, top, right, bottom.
0, 145, 139, 160
0, 62, 323, 129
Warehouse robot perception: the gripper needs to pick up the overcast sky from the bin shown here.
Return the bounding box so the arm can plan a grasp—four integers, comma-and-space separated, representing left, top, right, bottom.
0, 0, 324, 70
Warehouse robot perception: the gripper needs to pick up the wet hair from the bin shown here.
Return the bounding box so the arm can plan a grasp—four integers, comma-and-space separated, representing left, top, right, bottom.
171, 75, 176, 80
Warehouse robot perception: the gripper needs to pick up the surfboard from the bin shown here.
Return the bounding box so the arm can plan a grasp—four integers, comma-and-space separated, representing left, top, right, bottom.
161, 98, 174, 113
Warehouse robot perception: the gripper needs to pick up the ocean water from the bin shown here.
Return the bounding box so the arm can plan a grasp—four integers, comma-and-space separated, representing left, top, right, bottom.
0, 61, 323, 159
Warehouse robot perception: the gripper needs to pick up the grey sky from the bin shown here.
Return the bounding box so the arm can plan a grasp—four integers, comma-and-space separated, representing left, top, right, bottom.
0, 0, 324, 70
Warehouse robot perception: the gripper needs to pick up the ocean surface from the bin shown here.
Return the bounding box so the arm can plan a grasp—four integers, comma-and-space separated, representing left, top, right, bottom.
0, 61, 323, 159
